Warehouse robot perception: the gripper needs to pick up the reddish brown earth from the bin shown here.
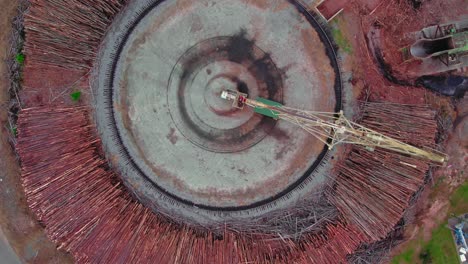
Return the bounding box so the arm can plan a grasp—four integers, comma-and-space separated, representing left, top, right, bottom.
316, 0, 349, 20
351, 0, 466, 79
335, 0, 466, 103
389, 95, 467, 256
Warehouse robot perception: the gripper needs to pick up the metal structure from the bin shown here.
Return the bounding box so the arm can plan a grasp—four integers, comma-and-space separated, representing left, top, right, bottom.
221, 90, 447, 164
455, 222, 468, 251
402, 20, 468, 67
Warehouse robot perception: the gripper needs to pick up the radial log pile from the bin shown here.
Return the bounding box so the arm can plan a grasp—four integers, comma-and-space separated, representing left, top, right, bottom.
16, 103, 437, 263
329, 102, 438, 241
15, 0, 442, 263
17, 107, 371, 263
20, 0, 128, 107
25, 0, 127, 70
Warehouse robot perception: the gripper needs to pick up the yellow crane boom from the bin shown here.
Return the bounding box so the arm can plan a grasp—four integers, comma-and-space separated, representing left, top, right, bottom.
221, 90, 447, 165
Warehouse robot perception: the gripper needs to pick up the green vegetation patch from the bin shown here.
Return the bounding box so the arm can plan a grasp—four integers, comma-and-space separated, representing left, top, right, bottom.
70, 91, 82, 102
392, 248, 415, 264
331, 27, 353, 54
15, 53, 25, 65
449, 182, 468, 214
391, 182, 468, 264
420, 223, 458, 264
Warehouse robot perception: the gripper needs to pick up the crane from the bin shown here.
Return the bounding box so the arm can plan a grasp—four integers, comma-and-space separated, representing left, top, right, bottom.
220, 90, 447, 164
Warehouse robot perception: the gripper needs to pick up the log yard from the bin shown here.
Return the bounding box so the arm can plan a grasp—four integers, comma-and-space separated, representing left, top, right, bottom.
0, 0, 466, 263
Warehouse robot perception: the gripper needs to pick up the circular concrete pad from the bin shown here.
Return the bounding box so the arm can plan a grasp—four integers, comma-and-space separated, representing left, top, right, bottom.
94, 0, 341, 221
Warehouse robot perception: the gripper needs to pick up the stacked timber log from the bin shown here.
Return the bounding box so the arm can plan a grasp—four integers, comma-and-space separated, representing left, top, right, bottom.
16, 0, 441, 262
21, 0, 128, 106
17, 107, 369, 263
298, 219, 369, 263
25, 0, 127, 70
328, 102, 438, 241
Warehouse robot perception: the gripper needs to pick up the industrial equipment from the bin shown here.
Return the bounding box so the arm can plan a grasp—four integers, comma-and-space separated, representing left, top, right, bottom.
221, 90, 448, 164
401, 20, 468, 68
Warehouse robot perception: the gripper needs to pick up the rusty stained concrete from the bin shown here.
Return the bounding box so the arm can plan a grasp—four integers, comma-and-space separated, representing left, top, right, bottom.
3, 0, 349, 261
108, 0, 336, 207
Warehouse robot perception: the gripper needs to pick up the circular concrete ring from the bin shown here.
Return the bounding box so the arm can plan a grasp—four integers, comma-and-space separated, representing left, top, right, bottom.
94, 0, 342, 223
167, 35, 282, 153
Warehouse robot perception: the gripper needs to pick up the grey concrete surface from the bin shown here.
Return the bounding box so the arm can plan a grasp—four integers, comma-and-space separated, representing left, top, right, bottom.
93, 0, 345, 224
0, 228, 21, 264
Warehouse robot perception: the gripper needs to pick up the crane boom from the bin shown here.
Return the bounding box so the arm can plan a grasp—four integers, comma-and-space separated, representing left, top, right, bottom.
220, 90, 447, 164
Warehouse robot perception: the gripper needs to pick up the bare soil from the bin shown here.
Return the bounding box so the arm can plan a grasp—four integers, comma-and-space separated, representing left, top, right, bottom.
0, 0, 73, 263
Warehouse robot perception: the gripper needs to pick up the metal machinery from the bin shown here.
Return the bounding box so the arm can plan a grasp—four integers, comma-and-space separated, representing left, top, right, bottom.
402, 20, 468, 67
221, 90, 448, 164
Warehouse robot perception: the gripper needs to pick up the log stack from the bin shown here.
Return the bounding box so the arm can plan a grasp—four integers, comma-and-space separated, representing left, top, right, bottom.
15, 0, 440, 262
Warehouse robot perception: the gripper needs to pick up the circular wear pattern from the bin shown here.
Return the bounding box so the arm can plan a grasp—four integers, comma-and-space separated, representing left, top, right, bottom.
167, 35, 283, 153
94, 0, 341, 218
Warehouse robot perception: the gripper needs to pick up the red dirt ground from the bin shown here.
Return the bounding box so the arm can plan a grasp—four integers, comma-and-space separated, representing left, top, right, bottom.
338, 0, 467, 104
353, 0, 467, 80
316, 0, 349, 20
